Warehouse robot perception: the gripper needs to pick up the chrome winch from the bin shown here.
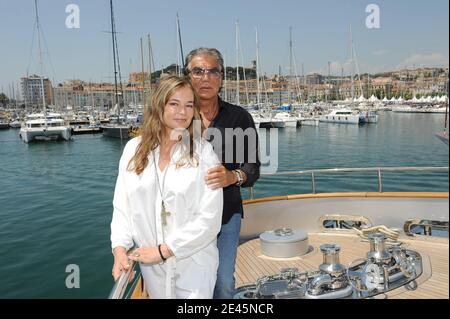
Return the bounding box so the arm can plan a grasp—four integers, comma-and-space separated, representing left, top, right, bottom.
347, 233, 422, 297
234, 232, 423, 299
305, 244, 353, 298
233, 268, 310, 299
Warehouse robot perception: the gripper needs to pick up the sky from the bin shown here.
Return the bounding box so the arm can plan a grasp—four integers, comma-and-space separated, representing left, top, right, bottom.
0, 0, 448, 96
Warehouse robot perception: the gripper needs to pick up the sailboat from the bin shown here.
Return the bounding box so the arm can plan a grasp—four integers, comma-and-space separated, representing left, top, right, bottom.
20, 0, 71, 143
101, 0, 130, 139
348, 26, 378, 124
275, 27, 300, 128
250, 27, 272, 129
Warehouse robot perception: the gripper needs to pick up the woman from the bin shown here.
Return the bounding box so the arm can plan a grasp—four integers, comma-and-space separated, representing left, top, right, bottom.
110, 75, 223, 299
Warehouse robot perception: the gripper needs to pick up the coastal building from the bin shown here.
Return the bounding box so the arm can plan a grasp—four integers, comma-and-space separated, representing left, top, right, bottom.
21, 75, 53, 107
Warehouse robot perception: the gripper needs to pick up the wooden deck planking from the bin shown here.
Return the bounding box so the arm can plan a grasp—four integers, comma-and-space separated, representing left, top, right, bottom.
235, 233, 449, 299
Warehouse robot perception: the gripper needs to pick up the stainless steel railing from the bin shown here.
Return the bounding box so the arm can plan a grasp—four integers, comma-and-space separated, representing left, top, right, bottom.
248, 166, 449, 199
108, 259, 138, 299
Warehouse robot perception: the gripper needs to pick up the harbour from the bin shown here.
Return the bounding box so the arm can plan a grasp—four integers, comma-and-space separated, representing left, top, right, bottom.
0, 111, 448, 298
0, 0, 448, 300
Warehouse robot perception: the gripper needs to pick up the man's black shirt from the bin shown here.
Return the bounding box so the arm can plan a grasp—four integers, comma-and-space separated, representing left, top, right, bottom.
205, 98, 261, 225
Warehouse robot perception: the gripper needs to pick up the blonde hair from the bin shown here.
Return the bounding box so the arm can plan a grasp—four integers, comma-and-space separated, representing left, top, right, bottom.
128, 75, 201, 175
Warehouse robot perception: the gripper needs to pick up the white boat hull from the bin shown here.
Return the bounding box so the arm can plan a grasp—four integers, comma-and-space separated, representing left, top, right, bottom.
9, 122, 22, 128
300, 118, 320, 126
270, 120, 286, 128
284, 120, 298, 127
101, 125, 130, 139
360, 113, 379, 123
319, 115, 360, 124
19, 126, 72, 143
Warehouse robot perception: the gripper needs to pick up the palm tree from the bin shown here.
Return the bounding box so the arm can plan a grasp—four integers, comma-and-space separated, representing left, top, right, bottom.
0, 93, 9, 106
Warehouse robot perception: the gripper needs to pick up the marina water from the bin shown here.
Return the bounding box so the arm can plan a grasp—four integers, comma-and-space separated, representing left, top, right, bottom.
0, 111, 448, 298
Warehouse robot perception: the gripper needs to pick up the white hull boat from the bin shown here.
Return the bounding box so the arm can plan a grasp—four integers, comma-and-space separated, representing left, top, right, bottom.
19, 113, 72, 143
320, 109, 360, 124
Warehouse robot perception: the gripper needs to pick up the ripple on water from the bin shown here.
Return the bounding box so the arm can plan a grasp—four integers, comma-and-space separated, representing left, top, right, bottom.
0, 112, 448, 297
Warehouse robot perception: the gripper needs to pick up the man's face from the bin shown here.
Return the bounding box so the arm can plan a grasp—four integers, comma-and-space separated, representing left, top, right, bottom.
187, 54, 222, 101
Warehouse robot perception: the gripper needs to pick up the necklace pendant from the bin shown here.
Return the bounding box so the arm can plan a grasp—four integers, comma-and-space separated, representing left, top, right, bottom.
161, 202, 171, 226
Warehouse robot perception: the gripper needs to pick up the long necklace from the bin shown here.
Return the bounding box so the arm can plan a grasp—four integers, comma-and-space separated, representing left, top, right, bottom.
152, 150, 171, 227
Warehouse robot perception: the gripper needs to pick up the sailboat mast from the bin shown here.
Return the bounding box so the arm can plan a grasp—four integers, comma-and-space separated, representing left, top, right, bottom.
176, 13, 185, 71
289, 26, 293, 105
129, 59, 137, 109
140, 38, 145, 108
349, 25, 355, 100
236, 21, 240, 105
279, 65, 282, 105
147, 34, 152, 101
34, 0, 46, 114
325, 61, 331, 102
256, 27, 260, 107
110, 0, 119, 117
350, 24, 363, 98
12, 82, 16, 109
224, 53, 227, 102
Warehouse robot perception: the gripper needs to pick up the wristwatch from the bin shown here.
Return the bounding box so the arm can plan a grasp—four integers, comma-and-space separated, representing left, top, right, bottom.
234, 169, 244, 187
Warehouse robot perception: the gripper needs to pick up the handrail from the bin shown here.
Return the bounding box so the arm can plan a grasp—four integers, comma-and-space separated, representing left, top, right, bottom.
249, 166, 449, 199
108, 260, 138, 299
260, 166, 449, 176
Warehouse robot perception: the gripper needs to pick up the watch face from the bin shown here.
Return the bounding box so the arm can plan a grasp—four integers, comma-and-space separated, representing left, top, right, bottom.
235, 170, 243, 186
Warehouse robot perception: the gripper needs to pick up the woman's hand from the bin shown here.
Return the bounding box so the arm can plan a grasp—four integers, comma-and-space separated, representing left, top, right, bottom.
112, 246, 131, 281
127, 246, 163, 264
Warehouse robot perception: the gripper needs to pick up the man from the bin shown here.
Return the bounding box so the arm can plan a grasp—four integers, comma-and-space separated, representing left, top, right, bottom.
185, 48, 260, 299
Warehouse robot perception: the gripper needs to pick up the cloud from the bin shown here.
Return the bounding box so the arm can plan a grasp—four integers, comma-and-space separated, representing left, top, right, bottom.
397, 53, 449, 69
372, 49, 390, 56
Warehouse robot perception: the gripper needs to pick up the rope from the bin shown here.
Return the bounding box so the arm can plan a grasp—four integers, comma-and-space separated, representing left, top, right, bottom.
352, 225, 400, 242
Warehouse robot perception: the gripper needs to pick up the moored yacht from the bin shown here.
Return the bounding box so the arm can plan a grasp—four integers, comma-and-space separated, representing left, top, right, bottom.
19, 113, 72, 142
101, 113, 131, 139
101, 0, 130, 140
9, 119, 22, 128
251, 113, 272, 129
273, 112, 298, 127
0, 117, 9, 129
249, 113, 261, 129
359, 110, 379, 123
102, 123, 131, 139
319, 109, 360, 124
299, 117, 320, 126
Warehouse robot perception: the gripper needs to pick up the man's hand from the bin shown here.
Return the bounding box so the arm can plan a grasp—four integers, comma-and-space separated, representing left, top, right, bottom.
205, 165, 237, 190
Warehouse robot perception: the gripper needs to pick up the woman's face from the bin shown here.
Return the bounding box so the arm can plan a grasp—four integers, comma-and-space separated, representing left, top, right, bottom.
163, 86, 195, 136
